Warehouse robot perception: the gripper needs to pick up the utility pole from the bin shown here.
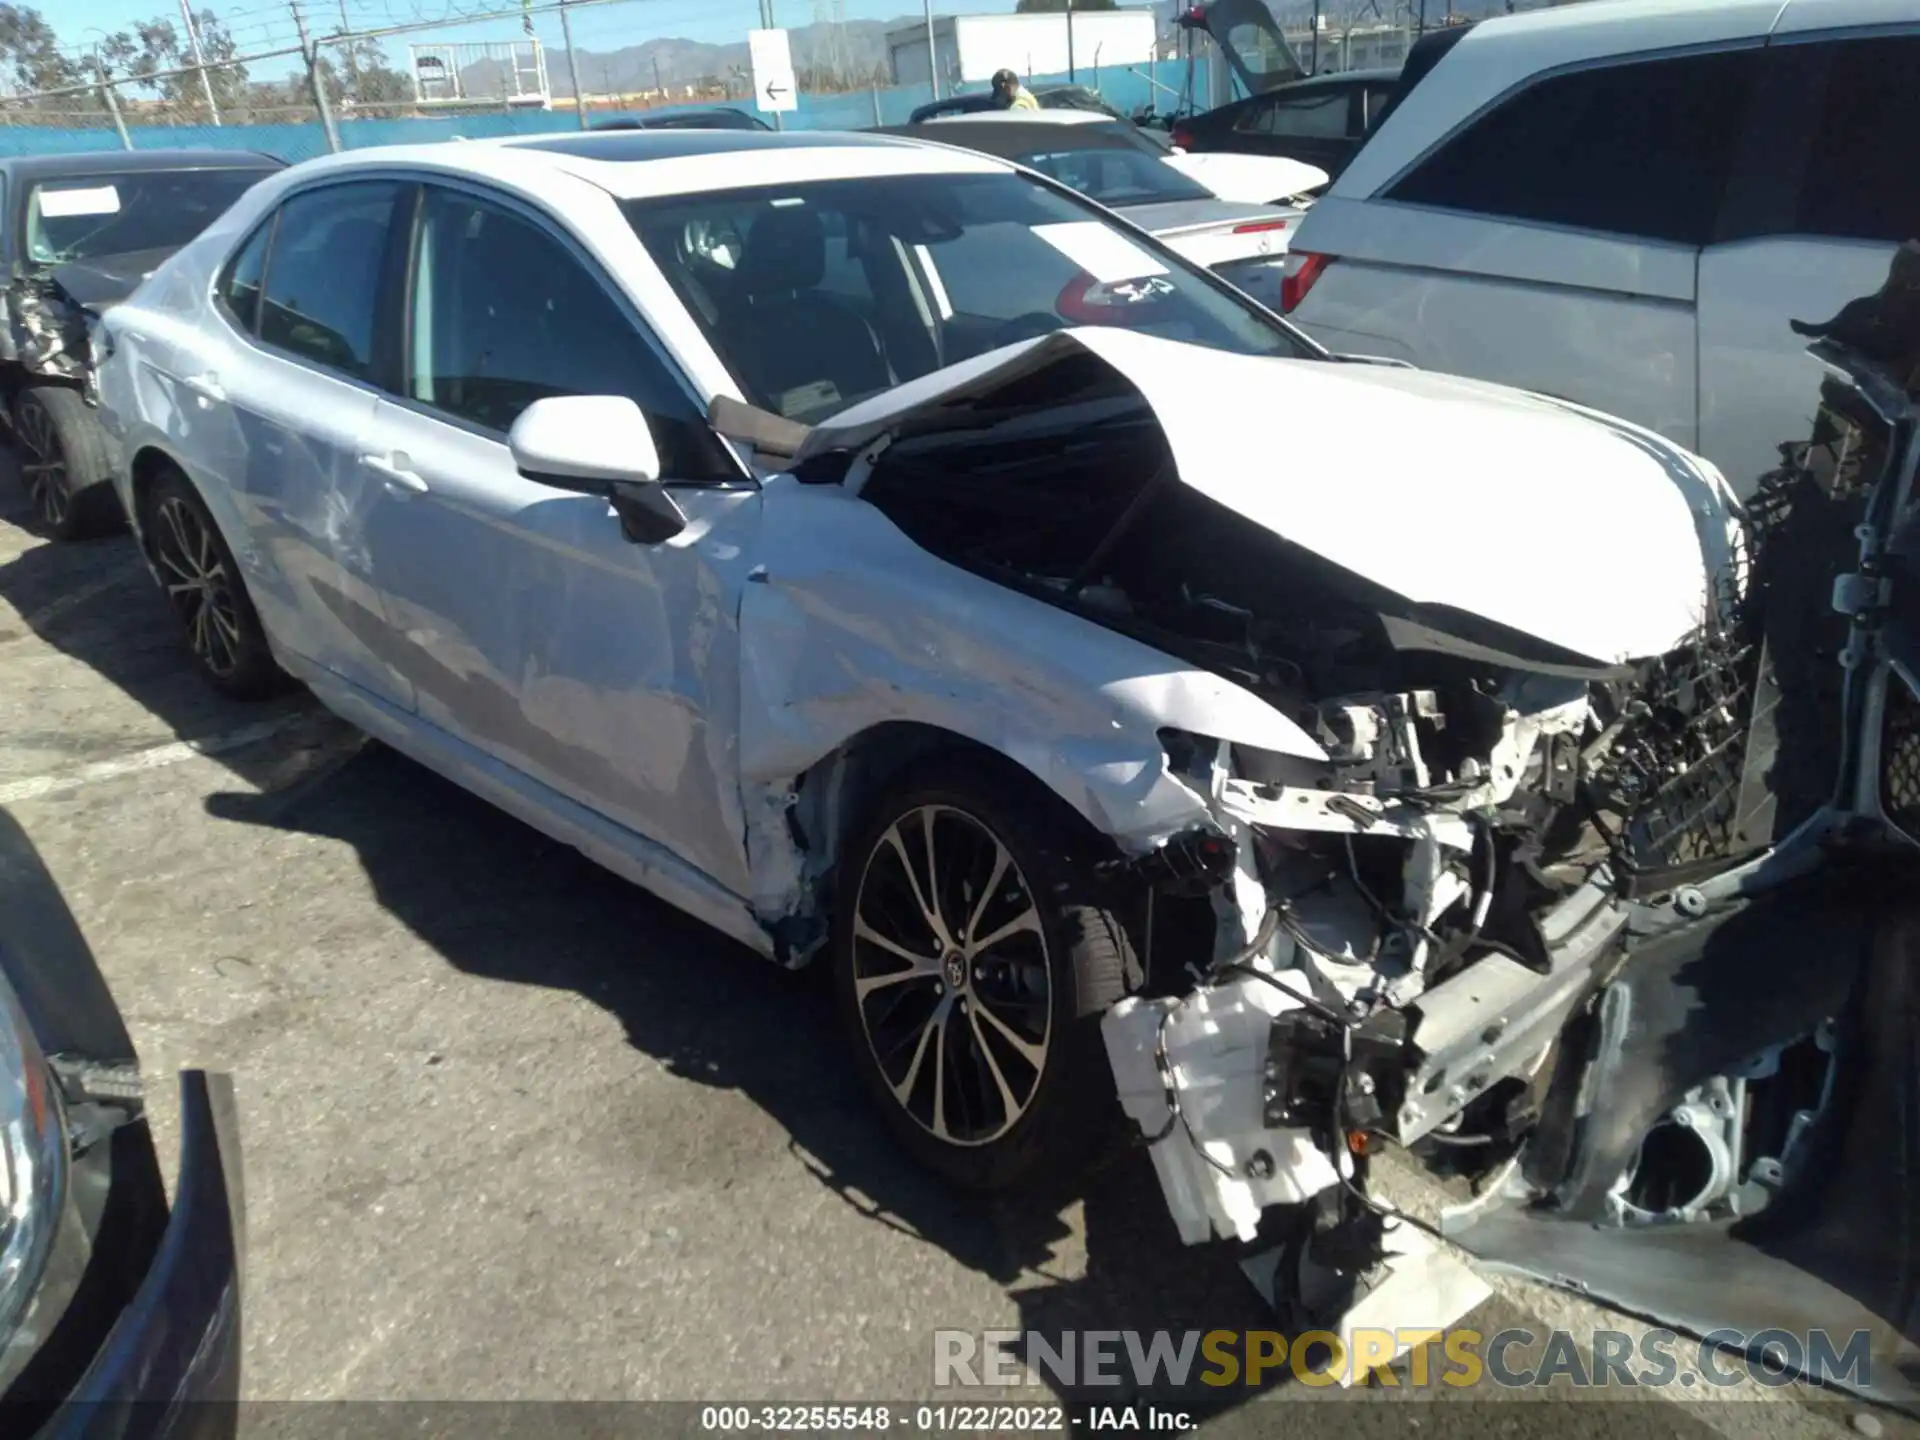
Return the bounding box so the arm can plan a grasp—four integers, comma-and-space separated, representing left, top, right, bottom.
291, 2, 342, 152
558, 0, 587, 128
922, 0, 938, 100
335, 0, 360, 97
1310, 0, 1320, 72
1066, 0, 1076, 82
93, 54, 134, 149
178, 0, 223, 124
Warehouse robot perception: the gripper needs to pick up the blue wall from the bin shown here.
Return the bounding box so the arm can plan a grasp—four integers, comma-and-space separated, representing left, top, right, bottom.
0, 60, 1213, 163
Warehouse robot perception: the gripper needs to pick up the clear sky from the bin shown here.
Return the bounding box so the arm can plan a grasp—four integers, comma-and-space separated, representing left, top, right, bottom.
52, 0, 1024, 83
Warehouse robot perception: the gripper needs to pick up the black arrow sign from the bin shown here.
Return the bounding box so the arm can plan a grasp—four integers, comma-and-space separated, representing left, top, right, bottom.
764, 79, 789, 101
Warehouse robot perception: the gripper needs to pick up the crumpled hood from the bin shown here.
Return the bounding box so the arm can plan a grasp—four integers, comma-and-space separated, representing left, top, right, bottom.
805, 327, 1728, 665
47, 245, 182, 314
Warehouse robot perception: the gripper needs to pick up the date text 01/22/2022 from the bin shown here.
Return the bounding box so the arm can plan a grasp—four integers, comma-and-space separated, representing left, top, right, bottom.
697, 1406, 1196, 1432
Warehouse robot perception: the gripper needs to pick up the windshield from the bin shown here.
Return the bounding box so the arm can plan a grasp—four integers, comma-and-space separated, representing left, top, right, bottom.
624, 170, 1306, 425
25, 168, 275, 266
1013, 145, 1210, 207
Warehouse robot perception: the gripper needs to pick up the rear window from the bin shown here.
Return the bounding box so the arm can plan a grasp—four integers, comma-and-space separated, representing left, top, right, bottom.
25, 166, 277, 265
1015, 145, 1211, 206
1385, 48, 1761, 246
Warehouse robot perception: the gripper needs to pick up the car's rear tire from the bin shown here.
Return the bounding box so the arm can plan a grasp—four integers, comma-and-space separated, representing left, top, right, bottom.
832, 758, 1140, 1192
13, 385, 120, 540
144, 469, 283, 700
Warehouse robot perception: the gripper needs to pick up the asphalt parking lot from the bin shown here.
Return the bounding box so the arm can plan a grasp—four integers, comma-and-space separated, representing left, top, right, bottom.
0, 464, 1912, 1440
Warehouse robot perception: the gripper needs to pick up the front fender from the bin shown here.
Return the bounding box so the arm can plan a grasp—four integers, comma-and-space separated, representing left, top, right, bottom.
739, 483, 1323, 870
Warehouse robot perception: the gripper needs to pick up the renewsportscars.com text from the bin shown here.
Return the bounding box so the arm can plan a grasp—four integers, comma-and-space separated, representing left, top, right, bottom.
933, 1327, 1874, 1391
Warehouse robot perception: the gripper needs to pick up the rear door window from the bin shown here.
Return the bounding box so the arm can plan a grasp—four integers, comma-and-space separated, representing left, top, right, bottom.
1385, 48, 1763, 246
1789, 35, 1920, 244
256, 181, 403, 380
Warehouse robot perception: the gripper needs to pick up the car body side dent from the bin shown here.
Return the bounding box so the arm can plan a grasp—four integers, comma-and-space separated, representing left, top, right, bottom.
734, 477, 1328, 928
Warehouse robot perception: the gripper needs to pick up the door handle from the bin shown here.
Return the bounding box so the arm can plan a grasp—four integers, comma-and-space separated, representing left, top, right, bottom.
182, 372, 224, 402
360, 452, 429, 494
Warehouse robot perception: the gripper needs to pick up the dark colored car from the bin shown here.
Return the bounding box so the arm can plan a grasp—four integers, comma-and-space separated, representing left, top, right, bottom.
1169, 68, 1401, 177
2, 149, 283, 540
0, 806, 243, 1439
908, 84, 1133, 125
592, 107, 770, 132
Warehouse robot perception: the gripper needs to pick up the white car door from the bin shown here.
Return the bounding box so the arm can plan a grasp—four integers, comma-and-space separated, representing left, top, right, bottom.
206, 179, 416, 709
352, 182, 762, 897
1696, 21, 1920, 492
1293, 38, 1771, 463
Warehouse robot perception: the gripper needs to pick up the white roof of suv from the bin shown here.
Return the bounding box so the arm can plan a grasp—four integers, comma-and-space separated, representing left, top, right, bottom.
1335, 0, 1872, 198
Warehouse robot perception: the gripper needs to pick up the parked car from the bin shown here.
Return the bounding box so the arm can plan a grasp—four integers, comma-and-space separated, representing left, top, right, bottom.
1169, 68, 1400, 179
105, 126, 1911, 1360
0, 805, 243, 1436
876, 113, 1306, 307
2, 149, 284, 540
592, 107, 770, 132
908, 83, 1132, 125
1281, 0, 1920, 496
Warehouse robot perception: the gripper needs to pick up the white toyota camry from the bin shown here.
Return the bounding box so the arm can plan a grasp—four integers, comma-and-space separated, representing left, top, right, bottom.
93, 127, 1783, 1328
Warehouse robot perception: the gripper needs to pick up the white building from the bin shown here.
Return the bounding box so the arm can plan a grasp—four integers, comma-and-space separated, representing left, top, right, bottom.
887, 10, 1160, 89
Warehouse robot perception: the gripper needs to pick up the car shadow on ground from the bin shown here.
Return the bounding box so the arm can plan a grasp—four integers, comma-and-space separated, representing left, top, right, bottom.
200, 737, 1297, 1424
0, 464, 344, 795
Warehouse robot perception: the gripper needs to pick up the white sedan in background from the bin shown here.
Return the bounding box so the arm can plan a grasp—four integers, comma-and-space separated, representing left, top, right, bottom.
95, 127, 1858, 1364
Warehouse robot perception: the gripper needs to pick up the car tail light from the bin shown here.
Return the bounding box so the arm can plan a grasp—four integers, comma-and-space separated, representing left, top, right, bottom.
1279, 251, 1332, 313
1171, 122, 1196, 149
1231, 218, 1291, 235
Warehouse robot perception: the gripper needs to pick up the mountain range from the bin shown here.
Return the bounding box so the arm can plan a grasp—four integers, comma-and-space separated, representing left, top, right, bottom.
457, 1, 1561, 98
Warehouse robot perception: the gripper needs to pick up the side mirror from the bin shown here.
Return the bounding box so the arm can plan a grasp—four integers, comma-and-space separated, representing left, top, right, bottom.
508, 395, 687, 544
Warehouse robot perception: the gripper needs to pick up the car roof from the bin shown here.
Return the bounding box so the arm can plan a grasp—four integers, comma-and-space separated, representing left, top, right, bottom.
923, 108, 1111, 125
282, 127, 1012, 203
1, 148, 284, 181
592, 106, 765, 130
1267, 67, 1401, 91
874, 117, 1147, 155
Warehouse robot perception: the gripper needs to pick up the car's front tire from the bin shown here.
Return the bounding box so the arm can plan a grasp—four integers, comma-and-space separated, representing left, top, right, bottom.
143, 469, 283, 700
13, 386, 120, 540
832, 758, 1139, 1192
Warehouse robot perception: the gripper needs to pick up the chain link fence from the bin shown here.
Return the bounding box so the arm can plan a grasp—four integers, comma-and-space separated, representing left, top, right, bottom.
0, 1, 1563, 162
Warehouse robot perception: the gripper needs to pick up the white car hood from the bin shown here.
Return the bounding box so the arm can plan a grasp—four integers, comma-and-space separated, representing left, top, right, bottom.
803, 327, 1725, 666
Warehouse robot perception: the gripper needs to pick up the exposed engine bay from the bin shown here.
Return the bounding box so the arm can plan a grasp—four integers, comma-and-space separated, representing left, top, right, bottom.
842, 297, 1920, 1397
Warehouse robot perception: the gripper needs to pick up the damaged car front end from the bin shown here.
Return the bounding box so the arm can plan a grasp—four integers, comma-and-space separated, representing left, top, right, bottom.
786, 302, 1916, 1400
2, 155, 281, 538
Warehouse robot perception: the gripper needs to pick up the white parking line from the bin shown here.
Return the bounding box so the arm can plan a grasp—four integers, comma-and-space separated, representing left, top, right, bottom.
0, 715, 307, 805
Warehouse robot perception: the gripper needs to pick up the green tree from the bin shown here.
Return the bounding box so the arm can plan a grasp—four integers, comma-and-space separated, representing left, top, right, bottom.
319, 34, 414, 111
97, 9, 249, 120
0, 3, 78, 93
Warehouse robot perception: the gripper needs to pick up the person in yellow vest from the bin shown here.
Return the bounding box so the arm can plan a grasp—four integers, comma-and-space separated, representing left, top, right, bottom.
991, 68, 1042, 110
